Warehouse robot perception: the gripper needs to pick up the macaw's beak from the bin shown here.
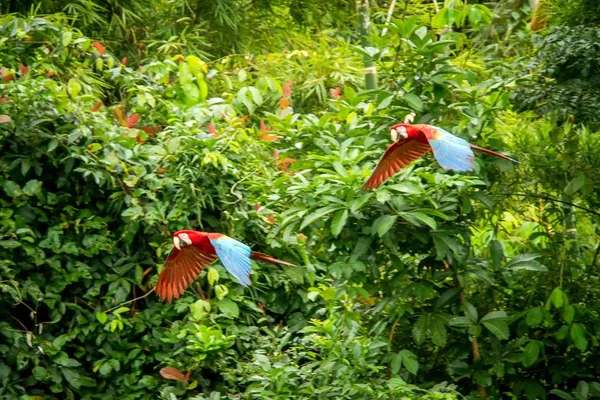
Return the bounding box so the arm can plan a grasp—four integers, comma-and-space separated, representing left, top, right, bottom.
173, 236, 182, 250
390, 128, 398, 142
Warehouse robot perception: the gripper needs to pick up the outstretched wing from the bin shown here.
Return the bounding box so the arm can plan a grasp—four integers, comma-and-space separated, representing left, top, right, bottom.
210, 235, 252, 287
426, 126, 475, 172
156, 245, 217, 303
363, 138, 432, 189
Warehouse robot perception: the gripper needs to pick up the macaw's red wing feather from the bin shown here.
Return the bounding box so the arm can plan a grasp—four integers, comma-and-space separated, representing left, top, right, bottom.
156, 245, 217, 303
469, 144, 520, 164
250, 251, 296, 267
363, 139, 432, 190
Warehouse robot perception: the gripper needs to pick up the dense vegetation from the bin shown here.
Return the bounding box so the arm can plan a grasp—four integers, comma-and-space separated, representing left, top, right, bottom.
1, 1, 599, 399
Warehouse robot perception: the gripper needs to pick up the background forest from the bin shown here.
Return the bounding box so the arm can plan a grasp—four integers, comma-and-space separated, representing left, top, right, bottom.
1, 0, 600, 399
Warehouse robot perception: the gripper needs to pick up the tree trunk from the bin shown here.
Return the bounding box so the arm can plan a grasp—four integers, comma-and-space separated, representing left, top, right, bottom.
356, 0, 378, 90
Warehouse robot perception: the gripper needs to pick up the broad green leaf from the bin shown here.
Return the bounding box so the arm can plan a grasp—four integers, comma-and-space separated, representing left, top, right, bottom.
564, 173, 585, 196
480, 310, 508, 322
562, 305, 575, 324
207, 268, 219, 286
525, 307, 544, 327
300, 205, 344, 230
570, 324, 588, 351
434, 288, 461, 310
522, 341, 540, 368
504, 254, 548, 272
217, 298, 239, 318
68, 78, 82, 98
489, 240, 504, 268
403, 93, 423, 112
448, 316, 471, 328
412, 315, 427, 345
577, 381, 589, 399
482, 319, 510, 340
331, 209, 349, 238
430, 316, 447, 347
96, 312, 107, 324
399, 350, 419, 375
548, 389, 575, 400
372, 215, 398, 237
3, 181, 21, 197
23, 180, 42, 196
390, 353, 401, 375
401, 211, 437, 230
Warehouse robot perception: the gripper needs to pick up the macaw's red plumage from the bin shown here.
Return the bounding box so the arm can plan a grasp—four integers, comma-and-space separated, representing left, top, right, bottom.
156, 230, 295, 303
363, 123, 519, 189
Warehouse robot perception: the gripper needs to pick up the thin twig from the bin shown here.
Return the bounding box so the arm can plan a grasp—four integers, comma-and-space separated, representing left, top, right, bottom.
494, 193, 600, 218
381, 0, 397, 36
388, 316, 401, 343
104, 288, 155, 313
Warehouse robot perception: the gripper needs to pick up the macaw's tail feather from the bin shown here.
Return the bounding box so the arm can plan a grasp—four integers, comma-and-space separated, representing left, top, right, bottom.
470, 144, 519, 164
251, 252, 296, 267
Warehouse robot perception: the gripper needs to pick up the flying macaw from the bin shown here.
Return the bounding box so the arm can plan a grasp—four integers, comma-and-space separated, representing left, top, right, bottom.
363, 123, 518, 189
156, 230, 295, 302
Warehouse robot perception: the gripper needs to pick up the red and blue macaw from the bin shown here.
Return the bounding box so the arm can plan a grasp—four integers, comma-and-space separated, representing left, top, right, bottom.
156, 230, 295, 302
363, 123, 518, 189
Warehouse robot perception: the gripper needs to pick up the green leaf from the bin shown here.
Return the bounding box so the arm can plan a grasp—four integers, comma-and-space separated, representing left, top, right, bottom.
522, 341, 540, 368
401, 211, 437, 230
564, 173, 586, 196
434, 288, 461, 310
68, 79, 82, 98
372, 215, 398, 237
390, 353, 401, 375
349, 193, 373, 213
448, 316, 471, 328
331, 209, 349, 238
504, 254, 548, 272
548, 389, 574, 400
96, 312, 107, 324
570, 323, 588, 351
525, 307, 544, 327
217, 298, 239, 318
482, 319, 510, 340
430, 316, 447, 347
399, 350, 419, 375
412, 315, 427, 345
463, 302, 479, 323
300, 205, 344, 230
480, 311, 508, 322
22, 180, 42, 196
548, 287, 566, 309
62, 31, 73, 47
577, 381, 589, 399
489, 240, 504, 268
207, 268, 219, 286
562, 305, 575, 324
3, 181, 22, 197
33, 366, 47, 381
403, 93, 423, 112
62, 368, 81, 389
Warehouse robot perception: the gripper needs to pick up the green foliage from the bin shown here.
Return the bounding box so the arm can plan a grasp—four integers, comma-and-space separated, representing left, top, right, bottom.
1, 1, 600, 399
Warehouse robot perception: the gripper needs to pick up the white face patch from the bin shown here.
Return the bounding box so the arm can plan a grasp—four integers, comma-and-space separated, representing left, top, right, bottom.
391, 126, 408, 141
174, 233, 192, 250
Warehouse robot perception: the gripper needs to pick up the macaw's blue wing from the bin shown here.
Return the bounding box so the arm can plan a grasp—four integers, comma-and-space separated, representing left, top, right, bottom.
210, 235, 252, 287
427, 127, 475, 172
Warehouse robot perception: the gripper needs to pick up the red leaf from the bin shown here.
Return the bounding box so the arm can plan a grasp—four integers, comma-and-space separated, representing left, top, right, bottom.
121, 57, 128, 65
92, 41, 106, 54
47, 70, 56, 78
127, 113, 140, 128
19, 65, 28, 75
260, 120, 270, 132
208, 123, 217, 136
273, 149, 280, 163
257, 303, 266, 313
279, 98, 290, 109
282, 79, 293, 99
0, 98, 10, 104
142, 126, 157, 135
91, 102, 104, 112
297, 233, 307, 242
184, 371, 191, 382
2, 74, 14, 83
330, 87, 341, 99
254, 204, 261, 211
159, 367, 186, 382
258, 133, 283, 142
135, 133, 145, 144
266, 214, 276, 225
